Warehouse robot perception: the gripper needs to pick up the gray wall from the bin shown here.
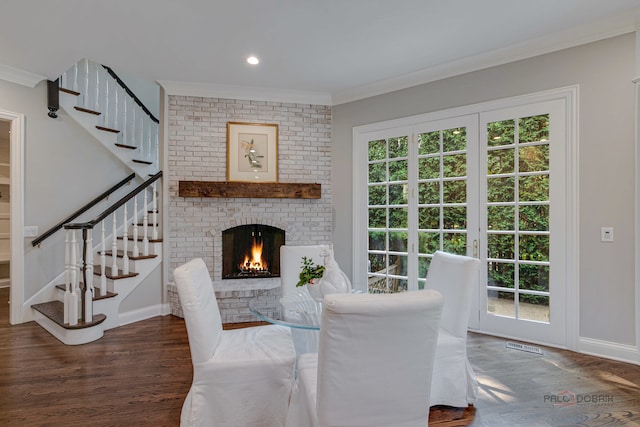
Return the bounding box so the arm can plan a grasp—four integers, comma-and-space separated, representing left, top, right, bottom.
332, 34, 636, 346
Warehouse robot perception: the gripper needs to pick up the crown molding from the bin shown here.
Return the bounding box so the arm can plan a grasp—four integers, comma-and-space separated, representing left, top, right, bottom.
0, 63, 46, 88
158, 80, 333, 106
332, 12, 638, 106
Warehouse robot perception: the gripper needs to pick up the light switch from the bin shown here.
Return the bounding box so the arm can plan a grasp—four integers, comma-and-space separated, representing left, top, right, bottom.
24, 225, 38, 237
601, 227, 614, 242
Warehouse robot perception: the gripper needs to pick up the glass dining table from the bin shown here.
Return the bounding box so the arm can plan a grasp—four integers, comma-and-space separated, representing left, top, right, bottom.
249, 288, 323, 331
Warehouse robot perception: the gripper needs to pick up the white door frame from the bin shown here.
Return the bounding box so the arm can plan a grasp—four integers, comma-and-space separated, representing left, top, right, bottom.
0, 109, 25, 325
353, 86, 579, 350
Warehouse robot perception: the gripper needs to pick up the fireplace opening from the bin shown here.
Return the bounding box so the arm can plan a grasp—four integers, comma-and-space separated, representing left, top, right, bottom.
222, 225, 285, 279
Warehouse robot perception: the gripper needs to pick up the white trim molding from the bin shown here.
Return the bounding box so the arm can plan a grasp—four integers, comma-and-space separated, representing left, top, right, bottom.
158, 80, 332, 106
579, 337, 639, 366
0, 63, 45, 88
0, 109, 25, 325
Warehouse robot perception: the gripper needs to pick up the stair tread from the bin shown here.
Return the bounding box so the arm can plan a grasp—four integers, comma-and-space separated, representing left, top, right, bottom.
132, 159, 153, 165
59, 87, 80, 96
93, 265, 139, 280
32, 301, 106, 330
54, 284, 117, 301
74, 106, 101, 116
117, 236, 162, 243
100, 250, 157, 261
96, 125, 120, 134
115, 143, 137, 150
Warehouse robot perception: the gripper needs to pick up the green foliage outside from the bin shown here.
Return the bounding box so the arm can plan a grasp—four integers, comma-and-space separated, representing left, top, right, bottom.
367, 115, 550, 304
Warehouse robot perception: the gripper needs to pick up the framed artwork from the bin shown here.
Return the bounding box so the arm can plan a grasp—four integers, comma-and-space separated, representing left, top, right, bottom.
227, 122, 278, 182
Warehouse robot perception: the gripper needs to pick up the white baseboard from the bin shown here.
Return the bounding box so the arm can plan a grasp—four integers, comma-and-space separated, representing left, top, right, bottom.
118, 303, 166, 326
579, 336, 639, 365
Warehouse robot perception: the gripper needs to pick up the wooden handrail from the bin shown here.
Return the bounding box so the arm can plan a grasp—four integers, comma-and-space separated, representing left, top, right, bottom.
65, 171, 162, 230
101, 65, 159, 124
32, 173, 136, 247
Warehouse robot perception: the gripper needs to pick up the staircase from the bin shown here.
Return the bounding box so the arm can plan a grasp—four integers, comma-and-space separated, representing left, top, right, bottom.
30, 58, 163, 345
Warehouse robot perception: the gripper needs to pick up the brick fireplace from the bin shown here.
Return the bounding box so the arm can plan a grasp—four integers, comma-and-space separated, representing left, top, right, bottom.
167, 95, 332, 323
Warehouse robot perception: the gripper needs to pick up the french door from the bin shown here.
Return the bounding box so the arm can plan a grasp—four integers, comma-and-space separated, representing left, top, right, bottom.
354, 91, 574, 347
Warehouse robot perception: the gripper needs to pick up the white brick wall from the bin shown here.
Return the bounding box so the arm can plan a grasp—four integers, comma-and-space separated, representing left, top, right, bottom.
168, 96, 332, 322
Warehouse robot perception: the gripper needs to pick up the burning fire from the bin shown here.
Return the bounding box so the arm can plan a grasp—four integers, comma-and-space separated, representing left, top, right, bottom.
240, 238, 268, 272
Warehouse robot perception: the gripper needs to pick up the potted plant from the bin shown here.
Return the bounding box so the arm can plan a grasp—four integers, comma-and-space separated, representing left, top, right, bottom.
296, 256, 325, 288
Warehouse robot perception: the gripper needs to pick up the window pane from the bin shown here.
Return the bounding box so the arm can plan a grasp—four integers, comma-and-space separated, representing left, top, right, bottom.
418, 232, 440, 254
368, 207, 386, 228
443, 206, 466, 230
388, 207, 408, 228
488, 290, 515, 318
443, 232, 466, 254
487, 120, 515, 147
519, 264, 549, 292
488, 205, 515, 231
518, 293, 549, 322
488, 234, 514, 259
368, 139, 386, 161
487, 148, 514, 175
519, 174, 548, 202
389, 159, 408, 181
488, 262, 514, 289
519, 234, 549, 262
519, 114, 549, 143
487, 177, 514, 202
418, 157, 439, 179
519, 205, 549, 231
418, 181, 439, 204
418, 256, 431, 280
443, 127, 466, 152
443, 180, 466, 203
519, 145, 549, 172
388, 184, 407, 205
443, 153, 466, 177
388, 136, 409, 158
368, 162, 386, 183
368, 253, 387, 274
389, 231, 408, 252
418, 131, 440, 155
368, 231, 386, 251
418, 207, 440, 229
368, 185, 386, 206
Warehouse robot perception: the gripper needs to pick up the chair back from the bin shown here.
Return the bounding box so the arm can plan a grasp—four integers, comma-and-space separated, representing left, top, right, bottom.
280, 244, 332, 297
174, 258, 223, 364
424, 251, 480, 338
316, 291, 443, 427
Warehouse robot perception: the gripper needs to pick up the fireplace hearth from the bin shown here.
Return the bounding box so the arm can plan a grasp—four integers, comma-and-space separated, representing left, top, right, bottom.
222, 224, 285, 279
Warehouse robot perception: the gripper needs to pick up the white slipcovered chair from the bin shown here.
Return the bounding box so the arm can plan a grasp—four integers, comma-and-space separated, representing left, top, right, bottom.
425, 250, 481, 408
279, 244, 332, 354
285, 290, 443, 427
173, 258, 296, 427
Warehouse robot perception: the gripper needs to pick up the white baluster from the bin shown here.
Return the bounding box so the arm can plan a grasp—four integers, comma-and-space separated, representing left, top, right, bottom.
94, 65, 100, 113
111, 212, 119, 277
132, 195, 140, 257
69, 230, 78, 326
102, 68, 109, 128
152, 182, 158, 240
72, 63, 78, 94
113, 86, 119, 131
64, 230, 71, 324
122, 204, 130, 275
83, 58, 90, 109
154, 126, 159, 168
61, 69, 68, 91
100, 220, 107, 296
146, 120, 152, 162
142, 189, 149, 256
131, 104, 137, 148
122, 97, 128, 146
84, 229, 94, 323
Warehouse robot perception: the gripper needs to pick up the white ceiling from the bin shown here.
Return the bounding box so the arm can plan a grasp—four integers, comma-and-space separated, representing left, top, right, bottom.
2, 0, 640, 105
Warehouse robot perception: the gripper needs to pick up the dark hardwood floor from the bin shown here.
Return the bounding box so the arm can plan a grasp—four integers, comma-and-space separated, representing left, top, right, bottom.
1, 287, 639, 426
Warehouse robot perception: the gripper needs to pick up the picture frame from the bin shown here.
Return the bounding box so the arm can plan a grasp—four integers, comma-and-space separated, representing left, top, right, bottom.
227, 122, 278, 182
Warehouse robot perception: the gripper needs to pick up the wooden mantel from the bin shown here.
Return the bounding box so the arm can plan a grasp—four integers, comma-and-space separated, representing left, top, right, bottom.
178, 180, 321, 199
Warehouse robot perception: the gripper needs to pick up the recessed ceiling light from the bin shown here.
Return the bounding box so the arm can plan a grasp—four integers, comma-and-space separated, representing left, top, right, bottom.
247, 56, 259, 65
